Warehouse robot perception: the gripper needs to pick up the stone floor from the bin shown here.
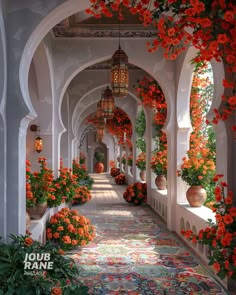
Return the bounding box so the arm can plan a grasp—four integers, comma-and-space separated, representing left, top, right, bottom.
70, 173, 230, 295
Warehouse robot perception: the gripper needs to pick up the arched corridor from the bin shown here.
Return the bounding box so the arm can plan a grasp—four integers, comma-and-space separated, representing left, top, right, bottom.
68, 173, 229, 294
1, 1, 236, 293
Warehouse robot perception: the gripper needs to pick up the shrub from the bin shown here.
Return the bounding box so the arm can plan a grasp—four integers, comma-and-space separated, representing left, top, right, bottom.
47, 208, 95, 251
110, 167, 120, 177
123, 182, 147, 205
72, 186, 92, 205
115, 173, 126, 185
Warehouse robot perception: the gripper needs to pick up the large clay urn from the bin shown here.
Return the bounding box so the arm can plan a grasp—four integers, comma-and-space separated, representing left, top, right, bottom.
139, 170, 146, 182
186, 186, 207, 207
155, 175, 167, 190
27, 202, 47, 219
94, 151, 105, 173
95, 162, 104, 173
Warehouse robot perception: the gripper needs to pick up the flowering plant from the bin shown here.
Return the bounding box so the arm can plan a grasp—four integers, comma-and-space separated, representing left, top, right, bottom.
181, 175, 236, 280
127, 154, 133, 166
72, 186, 92, 205
177, 149, 215, 186
109, 160, 115, 168
0, 234, 89, 294
52, 160, 78, 204
135, 152, 146, 171
26, 158, 54, 209
150, 149, 167, 176
110, 167, 120, 177
123, 182, 147, 205
47, 207, 95, 251
72, 158, 94, 189
115, 173, 126, 185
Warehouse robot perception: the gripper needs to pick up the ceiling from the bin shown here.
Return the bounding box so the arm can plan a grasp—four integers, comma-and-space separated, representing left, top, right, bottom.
52, 10, 156, 38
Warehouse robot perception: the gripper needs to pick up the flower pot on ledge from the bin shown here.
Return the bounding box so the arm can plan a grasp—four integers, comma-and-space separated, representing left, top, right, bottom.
155, 175, 166, 190
27, 202, 47, 219
139, 170, 146, 182
186, 186, 207, 207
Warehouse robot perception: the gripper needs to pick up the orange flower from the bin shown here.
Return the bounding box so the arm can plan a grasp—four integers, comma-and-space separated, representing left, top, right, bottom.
62, 236, 71, 244
223, 214, 234, 225
53, 232, 60, 239
51, 287, 62, 295
229, 208, 236, 217
213, 262, 221, 273
24, 237, 33, 246
58, 249, 65, 255
71, 240, 78, 246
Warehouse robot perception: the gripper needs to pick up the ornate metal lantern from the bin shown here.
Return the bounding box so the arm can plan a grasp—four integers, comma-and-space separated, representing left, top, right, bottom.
97, 128, 104, 142
35, 136, 43, 153
101, 86, 115, 119
96, 116, 105, 130
30, 124, 43, 153
111, 45, 129, 97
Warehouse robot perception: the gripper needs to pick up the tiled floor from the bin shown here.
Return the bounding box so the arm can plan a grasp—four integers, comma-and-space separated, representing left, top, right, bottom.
70, 173, 230, 295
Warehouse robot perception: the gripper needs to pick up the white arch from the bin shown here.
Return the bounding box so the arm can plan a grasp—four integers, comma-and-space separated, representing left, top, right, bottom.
19, 0, 91, 120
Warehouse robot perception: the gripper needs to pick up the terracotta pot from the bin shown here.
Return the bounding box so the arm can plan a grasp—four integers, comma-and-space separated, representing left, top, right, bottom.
95, 162, 104, 173
26, 211, 31, 230
139, 170, 146, 182
27, 202, 47, 220
186, 186, 207, 207
155, 175, 167, 190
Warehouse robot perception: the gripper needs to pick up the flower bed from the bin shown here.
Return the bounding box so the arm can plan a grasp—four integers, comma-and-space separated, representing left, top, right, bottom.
123, 182, 147, 205
110, 167, 120, 177
115, 173, 126, 185
72, 186, 92, 205
46, 208, 95, 251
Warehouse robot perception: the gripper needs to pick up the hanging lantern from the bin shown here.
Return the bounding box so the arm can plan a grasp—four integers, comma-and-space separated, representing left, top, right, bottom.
96, 116, 105, 130
111, 45, 129, 97
35, 136, 43, 153
97, 128, 104, 142
30, 124, 43, 153
101, 86, 115, 119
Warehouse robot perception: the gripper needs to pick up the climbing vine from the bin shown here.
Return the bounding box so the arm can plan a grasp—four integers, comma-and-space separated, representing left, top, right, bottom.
87, 0, 236, 135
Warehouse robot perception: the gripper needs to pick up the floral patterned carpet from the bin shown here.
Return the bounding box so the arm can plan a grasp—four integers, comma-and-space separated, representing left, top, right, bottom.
68, 174, 229, 295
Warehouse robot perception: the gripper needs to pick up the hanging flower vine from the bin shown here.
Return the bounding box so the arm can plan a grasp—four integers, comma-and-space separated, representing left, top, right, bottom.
87, 0, 236, 136
87, 107, 132, 146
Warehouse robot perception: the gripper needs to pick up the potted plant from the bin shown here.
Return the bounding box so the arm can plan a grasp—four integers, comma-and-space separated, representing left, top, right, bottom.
181, 175, 236, 280
26, 158, 53, 219
123, 182, 147, 205
50, 160, 78, 208
47, 207, 95, 251
135, 152, 146, 181
150, 149, 167, 190
94, 151, 105, 173
72, 158, 94, 189
177, 150, 215, 207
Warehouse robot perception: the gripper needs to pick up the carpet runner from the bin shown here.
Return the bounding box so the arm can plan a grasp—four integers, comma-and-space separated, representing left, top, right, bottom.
68, 174, 229, 295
